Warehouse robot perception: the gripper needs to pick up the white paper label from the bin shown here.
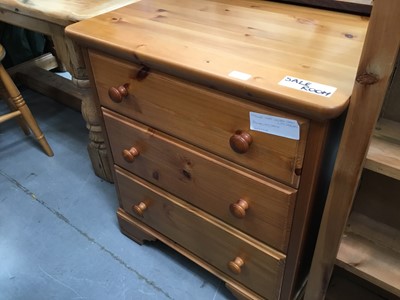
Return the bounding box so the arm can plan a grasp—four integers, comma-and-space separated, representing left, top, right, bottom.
279, 75, 336, 97
249, 112, 300, 140
228, 70, 252, 81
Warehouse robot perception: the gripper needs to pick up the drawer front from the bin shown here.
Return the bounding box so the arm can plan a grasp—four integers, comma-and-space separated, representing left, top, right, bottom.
90, 50, 309, 187
115, 166, 285, 299
104, 108, 296, 253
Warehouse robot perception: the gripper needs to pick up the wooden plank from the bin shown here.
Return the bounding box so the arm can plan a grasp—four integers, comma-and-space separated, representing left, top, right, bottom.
304, 1, 400, 299
382, 53, 400, 122
279, 0, 372, 15
353, 170, 400, 230
0, 0, 141, 26
327, 266, 396, 300
66, 0, 368, 121
365, 119, 400, 180
0, 9, 57, 35
373, 118, 400, 142
16, 66, 83, 112
345, 212, 400, 253
7, 53, 58, 78
337, 213, 400, 297
280, 121, 330, 300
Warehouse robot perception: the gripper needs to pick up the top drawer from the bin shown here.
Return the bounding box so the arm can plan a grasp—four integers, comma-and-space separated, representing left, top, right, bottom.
89, 50, 309, 187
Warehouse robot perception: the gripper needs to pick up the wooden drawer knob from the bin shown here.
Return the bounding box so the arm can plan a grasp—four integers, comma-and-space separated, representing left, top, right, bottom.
230, 130, 253, 154
230, 199, 249, 218
108, 84, 128, 103
132, 202, 147, 217
122, 147, 139, 163
228, 257, 245, 275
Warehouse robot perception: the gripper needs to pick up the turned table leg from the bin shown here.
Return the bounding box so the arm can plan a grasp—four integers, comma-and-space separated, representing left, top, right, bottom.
73, 77, 113, 182
53, 31, 113, 182
0, 12, 113, 181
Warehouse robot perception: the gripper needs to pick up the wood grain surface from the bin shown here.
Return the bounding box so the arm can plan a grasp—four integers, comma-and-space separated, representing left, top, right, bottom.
90, 51, 309, 187
0, 0, 142, 25
305, 0, 400, 298
66, 0, 368, 120
104, 108, 297, 252
115, 166, 285, 299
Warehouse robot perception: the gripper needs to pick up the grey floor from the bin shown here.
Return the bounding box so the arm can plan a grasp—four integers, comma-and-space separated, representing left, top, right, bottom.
0, 86, 236, 300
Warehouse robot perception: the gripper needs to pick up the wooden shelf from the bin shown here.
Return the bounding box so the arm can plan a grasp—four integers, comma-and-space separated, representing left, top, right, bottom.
327, 266, 397, 300
337, 212, 400, 297
365, 118, 400, 180
305, 4, 400, 298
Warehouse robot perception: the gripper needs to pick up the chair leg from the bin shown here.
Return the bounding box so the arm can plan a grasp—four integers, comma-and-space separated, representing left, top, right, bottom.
0, 89, 31, 135
0, 64, 53, 156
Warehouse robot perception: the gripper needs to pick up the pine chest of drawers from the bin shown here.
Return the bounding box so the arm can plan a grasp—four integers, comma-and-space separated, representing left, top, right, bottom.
66, 1, 367, 298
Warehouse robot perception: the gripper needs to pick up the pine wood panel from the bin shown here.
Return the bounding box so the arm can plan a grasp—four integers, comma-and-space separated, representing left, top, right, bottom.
382, 54, 400, 123
326, 266, 395, 300
7, 53, 58, 78
16, 66, 82, 112
117, 208, 265, 300
0, 0, 141, 26
305, 0, 400, 298
280, 120, 331, 299
365, 119, 400, 180
90, 51, 309, 187
115, 166, 285, 300
337, 213, 400, 297
353, 170, 400, 230
104, 108, 297, 252
66, 0, 368, 120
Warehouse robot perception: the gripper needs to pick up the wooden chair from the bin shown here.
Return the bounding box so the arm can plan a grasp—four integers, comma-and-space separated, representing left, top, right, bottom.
0, 0, 141, 181
0, 44, 53, 156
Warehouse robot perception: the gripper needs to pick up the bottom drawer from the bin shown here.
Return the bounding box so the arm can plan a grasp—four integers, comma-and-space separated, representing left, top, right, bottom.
115, 166, 286, 299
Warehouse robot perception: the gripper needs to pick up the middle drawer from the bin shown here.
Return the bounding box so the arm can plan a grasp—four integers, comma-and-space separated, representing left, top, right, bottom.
104, 108, 297, 253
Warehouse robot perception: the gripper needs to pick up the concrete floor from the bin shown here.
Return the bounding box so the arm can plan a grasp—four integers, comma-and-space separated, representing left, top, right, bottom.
0, 87, 236, 300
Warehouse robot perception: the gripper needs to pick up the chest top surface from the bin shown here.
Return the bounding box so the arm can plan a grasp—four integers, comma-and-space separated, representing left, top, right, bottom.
66, 0, 368, 120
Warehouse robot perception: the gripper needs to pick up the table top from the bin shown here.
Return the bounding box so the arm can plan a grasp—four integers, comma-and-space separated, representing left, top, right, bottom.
0, 0, 141, 26
66, 0, 369, 120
